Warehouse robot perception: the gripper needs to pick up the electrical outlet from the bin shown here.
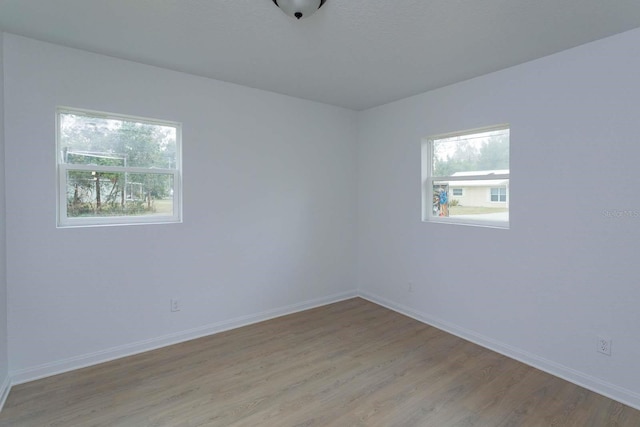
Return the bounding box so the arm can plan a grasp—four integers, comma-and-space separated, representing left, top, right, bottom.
171, 299, 181, 312
597, 336, 611, 356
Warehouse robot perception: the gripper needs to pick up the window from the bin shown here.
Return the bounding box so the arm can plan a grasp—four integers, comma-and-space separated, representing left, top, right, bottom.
490, 187, 507, 202
422, 125, 509, 228
57, 108, 182, 227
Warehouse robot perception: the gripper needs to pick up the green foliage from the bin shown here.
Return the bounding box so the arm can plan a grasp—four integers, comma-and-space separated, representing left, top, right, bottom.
476, 135, 509, 171
67, 200, 151, 217
433, 131, 509, 176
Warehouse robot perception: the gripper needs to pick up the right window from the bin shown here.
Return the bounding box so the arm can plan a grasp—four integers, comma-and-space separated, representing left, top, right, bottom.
422, 125, 509, 228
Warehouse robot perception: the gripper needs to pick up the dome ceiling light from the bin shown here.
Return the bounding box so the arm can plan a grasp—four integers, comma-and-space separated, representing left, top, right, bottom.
272, 0, 327, 20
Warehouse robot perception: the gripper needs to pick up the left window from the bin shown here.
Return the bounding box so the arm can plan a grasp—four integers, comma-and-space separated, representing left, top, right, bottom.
57, 108, 182, 227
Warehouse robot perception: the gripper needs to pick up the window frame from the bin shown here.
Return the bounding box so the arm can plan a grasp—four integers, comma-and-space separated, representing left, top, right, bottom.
452, 188, 464, 197
490, 187, 507, 203
421, 124, 509, 229
56, 107, 183, 228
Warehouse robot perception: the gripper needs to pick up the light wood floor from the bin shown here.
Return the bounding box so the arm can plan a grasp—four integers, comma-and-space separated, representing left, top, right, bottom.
1, 298, 639, 426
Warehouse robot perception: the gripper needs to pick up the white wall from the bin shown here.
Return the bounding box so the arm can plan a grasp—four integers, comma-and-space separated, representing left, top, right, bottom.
357, 28, 640, 408
3, 34, 357, 381
0, 32, 10, 405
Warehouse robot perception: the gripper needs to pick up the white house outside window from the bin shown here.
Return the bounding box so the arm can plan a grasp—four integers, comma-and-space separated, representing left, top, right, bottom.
57, 107, 182, 227
422, 125, 510, 228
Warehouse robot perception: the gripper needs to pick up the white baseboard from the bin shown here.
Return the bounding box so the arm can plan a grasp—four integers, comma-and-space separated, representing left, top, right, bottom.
10, 290, 357, 386
0, 376, 11, 412
358, 290, 640, 411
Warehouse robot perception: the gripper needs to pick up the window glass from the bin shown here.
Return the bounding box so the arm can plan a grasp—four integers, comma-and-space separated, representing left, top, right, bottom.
57, 108, 181, 227
423, 126, 509, 228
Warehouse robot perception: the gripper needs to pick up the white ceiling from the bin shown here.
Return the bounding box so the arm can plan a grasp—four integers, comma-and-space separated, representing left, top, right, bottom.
1, 0, 640, 110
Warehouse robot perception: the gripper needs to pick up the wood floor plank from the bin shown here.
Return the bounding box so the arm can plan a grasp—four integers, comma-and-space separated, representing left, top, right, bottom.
1, 298, 638, 426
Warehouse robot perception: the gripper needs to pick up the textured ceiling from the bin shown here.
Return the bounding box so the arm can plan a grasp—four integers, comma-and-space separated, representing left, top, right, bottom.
1, 0, 640, 110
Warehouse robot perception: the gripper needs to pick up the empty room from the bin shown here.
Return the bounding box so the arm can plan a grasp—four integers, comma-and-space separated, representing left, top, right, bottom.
0, 1, 640, 425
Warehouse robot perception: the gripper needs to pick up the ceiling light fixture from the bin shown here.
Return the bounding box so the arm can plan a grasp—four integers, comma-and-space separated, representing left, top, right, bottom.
272, 0, 326, 20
